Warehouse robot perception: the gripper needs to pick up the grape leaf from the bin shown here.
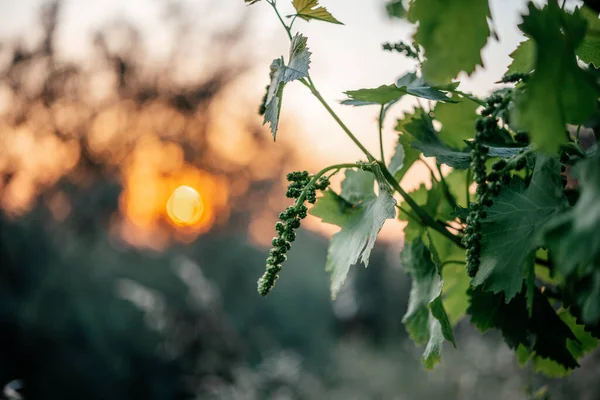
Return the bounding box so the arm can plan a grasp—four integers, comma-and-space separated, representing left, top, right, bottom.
395, 72, 458, 103
473, 156, 566, 300
512, 2, 599, 153
395, 108, 471, 169
290, 0, 343, 25
389, 132, 420, 181
407, 0, 491, 84
527, 310, 599, 377
342, 85, 406, 106
401, 237, 455, 369
544, 153, 600, 277
468, 287, 579, 371
576, 6, 600, 68
343, 72, 457, 106
309, 190, 360, 226
311, 168, 396, 299
505, 39, 535, 75
263, 33, 311, 139
433, 98, 479, 148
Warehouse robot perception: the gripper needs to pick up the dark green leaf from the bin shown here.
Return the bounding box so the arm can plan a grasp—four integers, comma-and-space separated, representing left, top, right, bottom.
468, 287, 579, 370
473, 156, 566, 300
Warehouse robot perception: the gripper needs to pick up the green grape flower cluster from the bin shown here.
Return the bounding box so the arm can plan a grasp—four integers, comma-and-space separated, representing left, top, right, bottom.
463, 115, 495, 277
257, 171, 330, 296
464, 93, 531, 277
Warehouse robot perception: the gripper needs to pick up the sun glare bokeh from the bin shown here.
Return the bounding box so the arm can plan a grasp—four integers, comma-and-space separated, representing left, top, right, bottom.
166, 185, 204, 226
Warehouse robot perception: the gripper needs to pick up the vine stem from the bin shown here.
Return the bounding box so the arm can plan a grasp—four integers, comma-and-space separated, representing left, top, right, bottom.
267, 0, 293, 40
266, 0, 464, 249
452, 90, 486, 107
378, 105, 385, 162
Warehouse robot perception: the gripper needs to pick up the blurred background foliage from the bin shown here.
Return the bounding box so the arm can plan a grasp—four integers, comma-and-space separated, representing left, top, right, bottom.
0, 1, 598, 399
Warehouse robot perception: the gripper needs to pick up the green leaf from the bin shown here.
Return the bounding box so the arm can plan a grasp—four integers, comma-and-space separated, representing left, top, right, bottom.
468, 287, 579, 371
544, 153, 600, 277
385, 0, 406, 19
309, 190, 361, 227
263, 33, 311, 139
407, 0, 491, 84
433, 98, 479, 148
391, 133, 420, 181
473, 156, 566, 300
576, 6, 600, 68
512, 2, 599, 153
343, 85, 406, 106
395, 72, 457, 103
312, 168, 396, 299
342, 73, 457, 106
441, 262, 470, 325
244, 0, 262, 4
290, 0, 343, 24
401, 238, 455, 369
395, 108, 472, 169
505, 39, 535, 75
521, 309, 598, 377
340, 169, 376, 204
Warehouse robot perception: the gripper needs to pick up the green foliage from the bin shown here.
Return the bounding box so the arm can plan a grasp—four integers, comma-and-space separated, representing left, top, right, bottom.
434, 99, 479, 148
512, 1, 599, 153
473, 156, 567, 300
576, 6, 600, 68
252, 0, 600, 378
310, 168, 397, 299
264, 33, 312, 139
401, 237, 455, 368
342, 72, 457, 106
407, 0, 491, 84
505, 39, 534, 75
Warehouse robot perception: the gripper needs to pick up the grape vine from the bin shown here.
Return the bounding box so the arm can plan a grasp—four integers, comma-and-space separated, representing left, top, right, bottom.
245, 0, 600, 377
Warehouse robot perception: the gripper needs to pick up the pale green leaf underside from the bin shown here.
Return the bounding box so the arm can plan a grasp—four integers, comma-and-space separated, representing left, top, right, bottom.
401, 238, 455, 369
263, 34, 311, 139
311, 169, 396, 299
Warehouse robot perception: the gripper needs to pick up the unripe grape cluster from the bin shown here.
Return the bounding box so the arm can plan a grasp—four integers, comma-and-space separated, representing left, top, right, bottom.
463, 93, 529, 277
257, 171, 330, 296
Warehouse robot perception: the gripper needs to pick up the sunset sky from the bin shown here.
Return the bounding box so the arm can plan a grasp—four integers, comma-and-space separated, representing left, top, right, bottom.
0, 0, 574, 245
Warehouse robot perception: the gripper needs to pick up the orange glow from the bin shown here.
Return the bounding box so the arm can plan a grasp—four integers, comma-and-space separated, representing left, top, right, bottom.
166, 185, 204, 226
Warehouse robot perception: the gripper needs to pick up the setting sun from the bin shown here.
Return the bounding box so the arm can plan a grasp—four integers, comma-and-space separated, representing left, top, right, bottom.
166, 185, 204, 226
